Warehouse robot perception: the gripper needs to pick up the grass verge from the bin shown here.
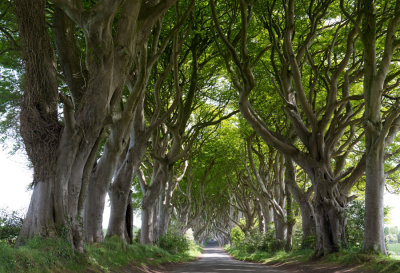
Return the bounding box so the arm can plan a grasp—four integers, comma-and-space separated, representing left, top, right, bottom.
225, 245, 400, 273
0, 236, 202, 273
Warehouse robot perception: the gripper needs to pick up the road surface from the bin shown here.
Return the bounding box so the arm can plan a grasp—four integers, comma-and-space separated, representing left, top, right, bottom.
159, 244, 367, 273
165, 245, 281, 272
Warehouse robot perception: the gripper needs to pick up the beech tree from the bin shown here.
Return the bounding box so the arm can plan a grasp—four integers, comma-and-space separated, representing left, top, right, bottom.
84, 1, 195, 243
360, 0, 400, 254
244, 136, 295, 250
5, 0, 400, 258
211, 0, 367, 256
14, 0, 176, 251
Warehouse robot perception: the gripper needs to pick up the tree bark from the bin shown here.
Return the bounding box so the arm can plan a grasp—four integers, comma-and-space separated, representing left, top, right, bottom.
140, 161, 168, 245
360, 0, 400, 255
285, 157, 316, 247
311, 168, 347, 257
106, 93, 148, 241
15, 0, 61, 244
84, 130, 129, 242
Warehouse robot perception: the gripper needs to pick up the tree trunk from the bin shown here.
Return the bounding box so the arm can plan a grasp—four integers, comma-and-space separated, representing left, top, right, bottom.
256, 201, 264, 234
84, 118, 131, 242
140, 161, 168, 244
363, 144, 386, 253
360, 0, 394, 255
311, 168, 346, 257
299, 201, 316, 248
106, 97, 148, 241
107, 160, 138, 242
84, 149, 120, 243
141, 202, 156, 245
15, 0, 61, 245
157, 188, 169, 238
285, 185, 294, 252
261, 203, 272, 233
284, 156, 316, 248
273, 212, 287, 250
17, 180, 57, 242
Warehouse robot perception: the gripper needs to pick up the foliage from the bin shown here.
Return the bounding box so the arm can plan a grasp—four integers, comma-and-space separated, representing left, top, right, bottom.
240, 230, 270, 253
230, 225, 277, 254
388, 243, 400, 260
346, 199, 391, 248
0, 209, 23, 243
225, 244, 313, 263
345, 200, 366, 248
158, 231, 190, 255
230, 225, 244, 247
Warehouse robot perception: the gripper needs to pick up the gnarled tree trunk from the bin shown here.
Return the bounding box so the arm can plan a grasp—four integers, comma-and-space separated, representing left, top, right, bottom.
15, 0, 61, 244
311, 168, 347, 257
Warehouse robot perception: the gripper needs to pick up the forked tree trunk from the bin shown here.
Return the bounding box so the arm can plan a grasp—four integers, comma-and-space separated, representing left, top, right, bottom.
84, 116, 132, 242
84, 145, 122, 242
107, 97, 148, 241
311, 168, 346, 257
284, 157, 316, 247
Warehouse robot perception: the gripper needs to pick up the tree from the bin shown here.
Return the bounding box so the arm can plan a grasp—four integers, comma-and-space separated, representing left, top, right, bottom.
211, 0, 366, 256
360, 0, 400, 255
84, 1, 194, 244
14, 0, 176, 251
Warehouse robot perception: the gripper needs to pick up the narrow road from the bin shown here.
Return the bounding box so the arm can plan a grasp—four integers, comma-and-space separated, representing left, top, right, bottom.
164, 245, 291, 273
160, 244, 368, 273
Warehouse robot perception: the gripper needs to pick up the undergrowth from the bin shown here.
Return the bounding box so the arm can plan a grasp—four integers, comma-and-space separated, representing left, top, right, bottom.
226, 245, 400, 273
0, 236, 202, 273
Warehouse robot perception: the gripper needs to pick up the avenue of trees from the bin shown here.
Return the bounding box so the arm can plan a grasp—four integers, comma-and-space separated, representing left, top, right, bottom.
1, 0, 400, 258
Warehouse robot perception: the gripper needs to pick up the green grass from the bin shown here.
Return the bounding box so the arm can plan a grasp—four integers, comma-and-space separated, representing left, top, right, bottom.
225, 244, 313, 264
226, 245, 400, 273
388, 243, 400, 260
323, 249, 400, 273
0, 236, 202, 273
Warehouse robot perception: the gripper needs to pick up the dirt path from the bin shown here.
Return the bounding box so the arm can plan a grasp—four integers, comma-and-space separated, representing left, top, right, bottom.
149, 246, 370, 273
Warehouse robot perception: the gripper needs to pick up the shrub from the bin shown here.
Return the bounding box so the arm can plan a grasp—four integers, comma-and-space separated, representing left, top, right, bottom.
345, 200, 365, 248
346, 199, 391, 249
230, 226, 244, 247
0, 209, 24, 244
134, 228, 141, 243
158, 232, 189, 255
241, 230, 269, 253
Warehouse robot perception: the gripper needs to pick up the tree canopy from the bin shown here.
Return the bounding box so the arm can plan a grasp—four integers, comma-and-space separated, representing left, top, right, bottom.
1, 0, 400, 258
